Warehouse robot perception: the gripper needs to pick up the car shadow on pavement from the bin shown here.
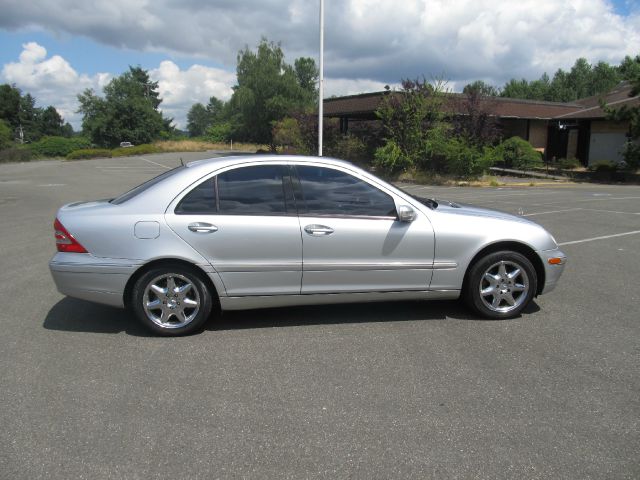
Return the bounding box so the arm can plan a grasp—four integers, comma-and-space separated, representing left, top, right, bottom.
44, 297, 541, 336
43, 297, 153, 337
208, 299, 541, 331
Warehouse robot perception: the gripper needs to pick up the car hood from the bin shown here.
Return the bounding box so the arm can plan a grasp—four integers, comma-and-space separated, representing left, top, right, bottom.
434, 199, 537, 225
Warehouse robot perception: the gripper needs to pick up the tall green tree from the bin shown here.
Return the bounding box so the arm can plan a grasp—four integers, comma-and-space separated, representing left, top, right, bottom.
230, 39, 318, 146
0, 119, 12, 149
375, 78, 450, 172
18, 94, 42, 142
463, 80, 499, 97
500, 57, 624, 102
604, 73, 640, 169
0, 84, 71, 142
619, 55, 640, 80
186, 96, 228, 137
0, 84, 21, 130
186, 103, 210, 137
40, 106, 64, 137
77, 66, 170, 147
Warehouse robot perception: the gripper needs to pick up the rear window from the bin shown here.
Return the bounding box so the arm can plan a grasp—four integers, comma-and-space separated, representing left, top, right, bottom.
111, 166, 185, 205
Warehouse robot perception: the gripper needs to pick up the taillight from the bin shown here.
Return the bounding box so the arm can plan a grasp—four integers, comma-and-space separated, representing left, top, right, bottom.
54, 218, 88, 253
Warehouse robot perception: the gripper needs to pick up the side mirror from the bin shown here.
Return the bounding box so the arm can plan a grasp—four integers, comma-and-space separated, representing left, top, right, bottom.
397, 205, 416, 222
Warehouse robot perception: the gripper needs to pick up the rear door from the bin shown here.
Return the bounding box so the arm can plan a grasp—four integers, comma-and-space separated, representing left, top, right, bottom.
165, 163, 303, 296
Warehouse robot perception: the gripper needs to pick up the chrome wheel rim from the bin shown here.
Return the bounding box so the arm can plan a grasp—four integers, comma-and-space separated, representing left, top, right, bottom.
142, 273, 200, 329
479, 260, 529, 313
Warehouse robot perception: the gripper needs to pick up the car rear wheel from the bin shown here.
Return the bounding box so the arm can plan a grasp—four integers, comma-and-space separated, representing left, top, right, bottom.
465, 251, 537, 319
131, 265, 213, 336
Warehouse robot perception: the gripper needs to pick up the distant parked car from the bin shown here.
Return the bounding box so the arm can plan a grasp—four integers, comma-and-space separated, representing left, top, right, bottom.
49, 155, 566, 336
119, 142, 134, 148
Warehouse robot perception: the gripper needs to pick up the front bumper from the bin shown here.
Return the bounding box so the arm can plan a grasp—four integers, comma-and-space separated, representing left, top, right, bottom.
538, 248, 567, 295
49, 253, 139, 308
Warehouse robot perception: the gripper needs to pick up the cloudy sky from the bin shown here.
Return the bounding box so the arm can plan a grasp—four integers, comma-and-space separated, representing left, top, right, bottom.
1, 0, 639, 129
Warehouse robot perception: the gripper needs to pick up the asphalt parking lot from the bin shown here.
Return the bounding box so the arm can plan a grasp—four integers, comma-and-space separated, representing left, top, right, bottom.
1, 153, 639, 479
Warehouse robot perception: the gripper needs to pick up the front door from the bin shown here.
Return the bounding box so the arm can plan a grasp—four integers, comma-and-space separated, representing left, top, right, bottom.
294, 165, 435, 294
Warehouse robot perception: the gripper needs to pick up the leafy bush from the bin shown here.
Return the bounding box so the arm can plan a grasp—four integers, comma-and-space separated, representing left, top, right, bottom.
0, 147, 32, 163
558, 157, 581, 170
111, 144, 161, 157
66, 149, 113, 160
206, 122, 233, 143
421, 123, 495, 178
374, 140, 410, 174
272, 118, 302, 149
29, 136, 91, 157
622, 142, 640, 170
326, 135, 367, 164
588, 160, 617, 172
494, 136, 543, 170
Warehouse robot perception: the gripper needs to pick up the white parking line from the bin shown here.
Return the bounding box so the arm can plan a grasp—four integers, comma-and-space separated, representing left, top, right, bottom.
582, 208, 640, 215
523, 208, 582, 217
140, 157, 172, 169
558, 230, 640, 246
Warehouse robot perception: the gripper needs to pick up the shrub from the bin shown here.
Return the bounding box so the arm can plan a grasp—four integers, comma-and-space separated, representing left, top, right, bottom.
622, 142, 640, 170
422, 123, 495, 178
326, 135, 367, 164
0, 147, 32, 163
374, 140, 410, 174
29, 136, 91, 157
272, 118, 302, 150
66, 149, 113, 160
494, 137, 543, 170
111, 144, 161, 157
558, 157, 581, 170
588, 160, 617, 172
206, 122, 233, 143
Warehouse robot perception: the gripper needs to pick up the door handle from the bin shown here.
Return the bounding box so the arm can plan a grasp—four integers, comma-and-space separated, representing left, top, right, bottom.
304, 224, 334, 236
188, 222, 218, 233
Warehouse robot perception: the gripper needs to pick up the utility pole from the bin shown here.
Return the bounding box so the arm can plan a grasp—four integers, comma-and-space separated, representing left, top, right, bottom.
318, 0, 324, 156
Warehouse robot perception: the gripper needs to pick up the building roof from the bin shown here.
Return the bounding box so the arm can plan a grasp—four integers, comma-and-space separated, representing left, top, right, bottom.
323, 82, 638, 121
556, 82, 639, 120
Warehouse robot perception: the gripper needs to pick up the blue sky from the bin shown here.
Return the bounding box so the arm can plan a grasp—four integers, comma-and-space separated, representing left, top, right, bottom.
1, 0, 638, 129
0, 30, 228, 76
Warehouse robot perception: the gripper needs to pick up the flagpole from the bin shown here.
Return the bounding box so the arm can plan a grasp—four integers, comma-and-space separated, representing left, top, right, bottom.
318, 0, 324, 156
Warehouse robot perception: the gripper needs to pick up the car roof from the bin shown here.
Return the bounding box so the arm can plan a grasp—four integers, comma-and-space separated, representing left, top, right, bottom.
119, 155, 364, 211
185, 154, 355, 174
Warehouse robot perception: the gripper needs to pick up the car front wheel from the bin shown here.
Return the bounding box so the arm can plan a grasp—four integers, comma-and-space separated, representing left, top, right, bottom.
131, 265, 213, 336
465, 251, 537, 319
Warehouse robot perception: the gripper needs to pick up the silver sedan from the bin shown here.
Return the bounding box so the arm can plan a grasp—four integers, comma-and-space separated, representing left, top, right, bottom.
49, 155, 566, 335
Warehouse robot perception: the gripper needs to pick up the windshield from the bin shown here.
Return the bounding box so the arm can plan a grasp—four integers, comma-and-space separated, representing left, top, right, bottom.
110, 166, 185, 205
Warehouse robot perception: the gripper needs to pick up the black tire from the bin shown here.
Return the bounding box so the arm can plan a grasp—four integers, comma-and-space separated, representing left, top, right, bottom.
131, 264, 213, 336
464, 250, 537, 319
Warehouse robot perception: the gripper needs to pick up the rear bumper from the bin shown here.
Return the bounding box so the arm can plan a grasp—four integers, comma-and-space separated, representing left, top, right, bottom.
49, 253, 139, 308
538, 248, 567, 295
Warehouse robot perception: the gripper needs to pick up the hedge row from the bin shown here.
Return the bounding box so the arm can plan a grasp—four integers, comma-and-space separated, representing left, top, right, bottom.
66, 149, 113, 160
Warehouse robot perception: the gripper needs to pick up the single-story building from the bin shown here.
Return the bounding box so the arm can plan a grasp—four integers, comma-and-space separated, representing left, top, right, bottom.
323, 82, 639, 166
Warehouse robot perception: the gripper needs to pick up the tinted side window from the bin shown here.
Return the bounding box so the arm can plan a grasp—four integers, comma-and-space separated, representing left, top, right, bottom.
175, 178, 216, 214
296, 166, 397, 217
218, 165, 288, 215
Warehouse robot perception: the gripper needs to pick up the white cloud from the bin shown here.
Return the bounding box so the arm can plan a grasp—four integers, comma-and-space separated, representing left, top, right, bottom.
0, 43, 238, 130
1, 42, 109, 127
150, 61, 235, 128
1, 1, 639, 91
